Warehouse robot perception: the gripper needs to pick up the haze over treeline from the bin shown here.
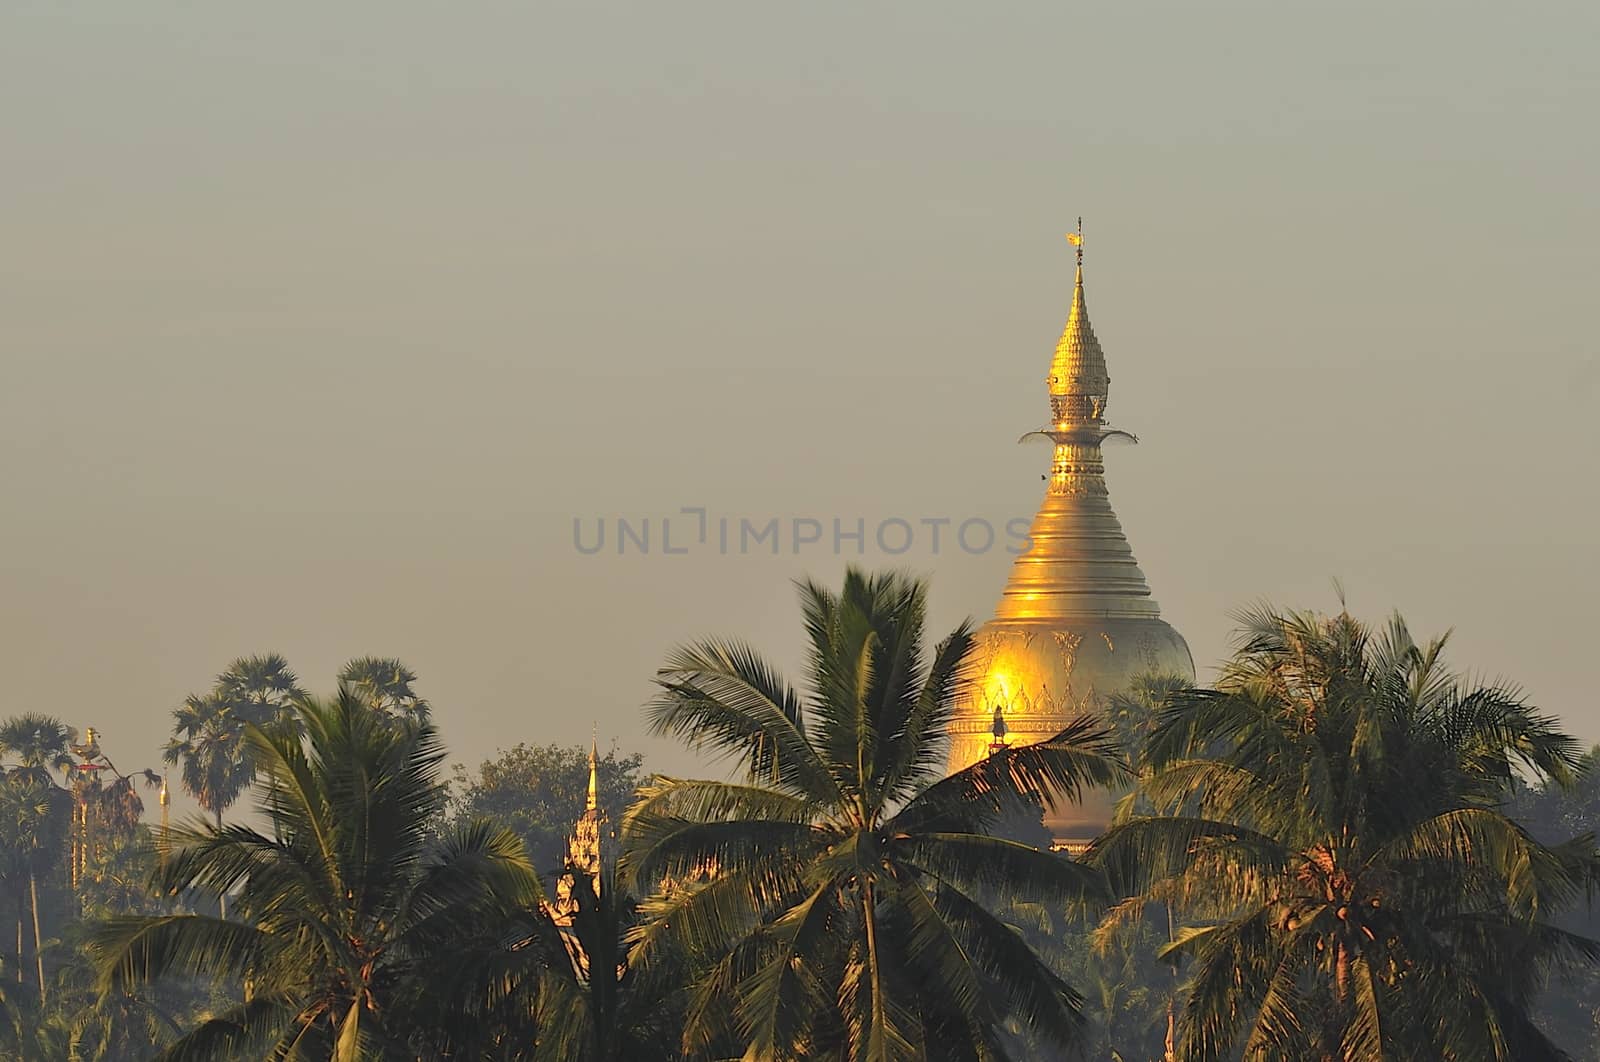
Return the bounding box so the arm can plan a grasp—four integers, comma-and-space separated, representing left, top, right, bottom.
4, 2, 1596, 816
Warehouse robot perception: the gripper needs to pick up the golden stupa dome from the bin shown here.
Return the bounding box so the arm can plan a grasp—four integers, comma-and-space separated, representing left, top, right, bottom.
948, 226, 1193, 848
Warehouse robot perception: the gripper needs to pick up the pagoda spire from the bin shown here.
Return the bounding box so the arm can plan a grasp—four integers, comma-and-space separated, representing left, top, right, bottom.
1046, 219, 1111, 430
995, 226, 1157, 622
586, 732, 599, 813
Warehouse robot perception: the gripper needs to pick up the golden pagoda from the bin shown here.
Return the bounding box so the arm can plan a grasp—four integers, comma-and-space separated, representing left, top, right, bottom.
948, 225, 1194, 849
552, 737, 603, 925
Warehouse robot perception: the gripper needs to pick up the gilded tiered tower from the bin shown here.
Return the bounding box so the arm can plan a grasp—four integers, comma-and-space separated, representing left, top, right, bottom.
552, 738, 603, 925
948, 227, 1194, 849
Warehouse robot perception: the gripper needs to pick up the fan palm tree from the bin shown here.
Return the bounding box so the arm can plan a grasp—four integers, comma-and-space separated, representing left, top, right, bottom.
0, 776, 64, 1001
162, 694, 251, 832
92, 691, 540, 1060
164, 656, 304, 836
1088, 605, 1600, 1062
0, 714, 74, 1003
0, 714, 75, 785
628, 567, 1127, 1061
213, 654, 307, 728
338, 657, 430, 724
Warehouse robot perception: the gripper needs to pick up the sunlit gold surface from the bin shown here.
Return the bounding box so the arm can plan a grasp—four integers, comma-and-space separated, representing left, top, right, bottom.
949, 238, 1193, 844
552, 737, 604, 926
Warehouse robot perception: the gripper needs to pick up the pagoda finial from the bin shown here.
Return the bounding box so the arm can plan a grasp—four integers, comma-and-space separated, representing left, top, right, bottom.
1046, 221, 1108, 429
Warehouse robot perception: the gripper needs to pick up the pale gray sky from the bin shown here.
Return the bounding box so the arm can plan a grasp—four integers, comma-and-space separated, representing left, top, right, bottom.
3, 2, 1597, 817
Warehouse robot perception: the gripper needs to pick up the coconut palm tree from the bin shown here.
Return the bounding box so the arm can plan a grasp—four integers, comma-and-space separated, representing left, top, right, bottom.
91, 691, 539, 1061
533, 868, 689, 1062
1088, 605, 1600, 1062
338, 657, 430, 725
628, 567, 1127, 1061
426, 862, 694, 1062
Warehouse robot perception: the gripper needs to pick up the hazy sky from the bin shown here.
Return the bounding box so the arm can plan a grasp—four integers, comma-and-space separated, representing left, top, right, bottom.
4, 3, 1597, 818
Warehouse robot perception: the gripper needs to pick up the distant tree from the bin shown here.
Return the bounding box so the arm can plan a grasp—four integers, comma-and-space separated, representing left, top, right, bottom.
1102, 673, 1191, 767
162, 694, 251, 831
163, 654, 305, 834
1090, 606, 1600, 1061
0, 715, 74, 785
93, 692, 539, 1060
0, 777, 64, 1000
451, 743, 646, 875
339, 657, 430, 724
1511, 747, 1600, 1056
0, 714, 76, 1002
1098, 672, 1192, 1061
213, 654, 307, 727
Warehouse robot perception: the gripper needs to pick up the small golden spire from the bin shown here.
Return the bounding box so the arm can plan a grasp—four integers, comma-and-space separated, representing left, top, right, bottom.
586, 732, 599, 813
1047, 220, 1108, 427
158, 773, 171, 865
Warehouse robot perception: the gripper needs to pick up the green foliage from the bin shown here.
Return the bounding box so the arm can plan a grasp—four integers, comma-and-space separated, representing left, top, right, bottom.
94, 691, 542, 1060
0, 715, 75, 785
163, 654, 307, 826
630, 567, 1127, 1061
162, 694, 253, 828
426, 861, 698, 1062
1102, 673, 1191, 770
451, 743, 646, 874
1089, 606, 1600, 1061
1, 591, 1591, 1060
339, 657, 431, 723
1510, 748, 1600, 1057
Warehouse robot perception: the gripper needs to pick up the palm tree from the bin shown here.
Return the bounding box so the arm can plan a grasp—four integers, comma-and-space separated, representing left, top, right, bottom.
0, 776, 64, 1001
163, 655, 304, 836
1099, 673, 1192, 1062
628, 567, 1127, 1061
213, 653, 307, 728
1088, 605, 1600, 1061
91, 691, 539, 1060
162, 694, 251, 832
533, 868, 689, 1062
429, 863, 693, 1062
0, 714, 74, 785
0, 714, 75, 1002
338, 657, 430, 724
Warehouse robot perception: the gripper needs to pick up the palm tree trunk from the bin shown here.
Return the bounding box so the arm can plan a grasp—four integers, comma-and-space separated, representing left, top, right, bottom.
29, 870, 45, 1002
1165, 903, 1177, 1062
215, 806, 228, 920
862, 879, 890, 1058
14, 905, 21, 985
